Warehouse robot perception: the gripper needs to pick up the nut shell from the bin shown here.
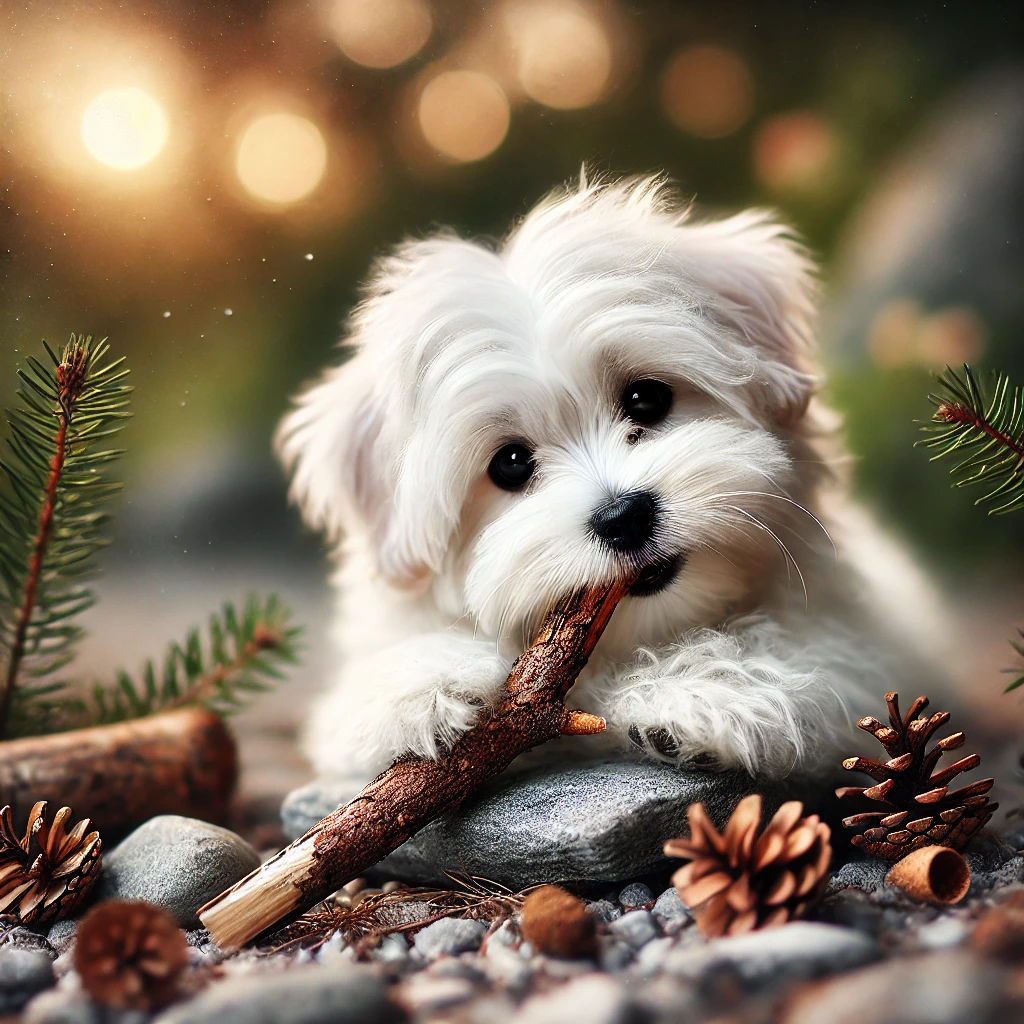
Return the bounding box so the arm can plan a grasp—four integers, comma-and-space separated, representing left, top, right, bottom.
520, 885, 596, 958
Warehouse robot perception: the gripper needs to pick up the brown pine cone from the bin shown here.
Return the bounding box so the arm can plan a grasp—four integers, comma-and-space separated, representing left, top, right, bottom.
75, 900, 189, 1011
0, 801, 101, 925
664, 794, 831, 939
837, 692, 997, 861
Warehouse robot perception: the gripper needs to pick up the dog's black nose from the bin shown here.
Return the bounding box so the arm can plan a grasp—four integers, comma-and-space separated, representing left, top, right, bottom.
590, 491, 658, 551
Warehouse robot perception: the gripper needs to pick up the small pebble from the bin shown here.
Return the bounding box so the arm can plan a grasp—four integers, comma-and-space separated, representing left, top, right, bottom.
917, 915, 968, 951
397, 973, 477, 1013
371, 934, 409, 964
652, 887, 691, 933
514, 973, 635, 1024
597, 938, 634, 973
584, 899, 621, 923
617, 882, 653, 909
609, 909, 658, 949
412, 918, 487, 961
0, 949, 56, 1015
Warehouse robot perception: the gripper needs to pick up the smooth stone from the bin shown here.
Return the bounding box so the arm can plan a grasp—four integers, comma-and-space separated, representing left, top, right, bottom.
597, 938, 634, 973
0, 949, 55, 1014
784, 950, 1007, 1024
513, 974, 635, 1024
617, 882, 653, 909
283, 760, 800, 887
397, 974, 477, 1014
372, 934, 410, 964
411, 919, 487, 961
652, 887, 691, 932
585, 899, 621, 924
155, 965, 402, 1024
609, 910, 658, 949
663, 922, 880, 988
45, 919, 78, 954
97, 815, 261, 928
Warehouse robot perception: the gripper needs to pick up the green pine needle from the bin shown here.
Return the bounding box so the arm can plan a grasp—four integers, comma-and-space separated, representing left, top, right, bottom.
0, 336, 130, 737
79, 593, 301, 724
917, 364, 1024, 515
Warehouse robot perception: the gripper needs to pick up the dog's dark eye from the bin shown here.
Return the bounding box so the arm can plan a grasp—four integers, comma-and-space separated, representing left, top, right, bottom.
621, 379, 672, 425
488, 443, 535, 491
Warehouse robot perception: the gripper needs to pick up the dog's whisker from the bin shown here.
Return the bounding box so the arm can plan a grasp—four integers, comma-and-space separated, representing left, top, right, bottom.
723, 504, 809, 608
708, 490, 836, 561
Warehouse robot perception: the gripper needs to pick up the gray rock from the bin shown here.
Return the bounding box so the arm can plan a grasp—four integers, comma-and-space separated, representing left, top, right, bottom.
45, 919, 78, 954
284, 760, 802, 887
397, 973, 477, 1014
609, 910, 658, 949
372, 933, 410, 964
597, 938, 634, 973
412, 919, 487, 960
784, 950, 1007, 1024
652, 887, 691, 933
23, 989, 148, 1024
585, 899, 621, 923
826, 858, 891, 896
617, 882, 653, 909
0, 949, 55, 1014
663, 922, 880, 988
155, 965, 402, 1024
514, 974, 637, 1024
97, 815, 261, 927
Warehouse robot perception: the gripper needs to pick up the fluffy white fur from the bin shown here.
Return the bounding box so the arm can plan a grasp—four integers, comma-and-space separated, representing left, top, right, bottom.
277, 174, 945, 783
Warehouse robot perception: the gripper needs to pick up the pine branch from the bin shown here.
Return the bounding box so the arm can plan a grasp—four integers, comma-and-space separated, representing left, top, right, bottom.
917, 364, 1024, 515
0, 336, 130, 738
80, 594, 300, 725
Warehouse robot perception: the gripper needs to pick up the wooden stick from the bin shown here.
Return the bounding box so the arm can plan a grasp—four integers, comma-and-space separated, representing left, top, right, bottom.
199, 575, 635, 950
0, 707, 237, 836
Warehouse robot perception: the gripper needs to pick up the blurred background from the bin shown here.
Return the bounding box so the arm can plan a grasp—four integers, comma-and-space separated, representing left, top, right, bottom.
1, 1, 1023, 810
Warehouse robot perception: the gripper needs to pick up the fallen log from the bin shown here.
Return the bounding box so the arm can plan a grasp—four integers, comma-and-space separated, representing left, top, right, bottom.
0, 706, 237, 837
199, 574, 635, 950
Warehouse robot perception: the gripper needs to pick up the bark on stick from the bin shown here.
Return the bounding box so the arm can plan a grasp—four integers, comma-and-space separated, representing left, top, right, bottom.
199, 576, 634, 951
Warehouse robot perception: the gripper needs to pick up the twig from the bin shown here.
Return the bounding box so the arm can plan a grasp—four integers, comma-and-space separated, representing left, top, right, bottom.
199, 574, 636, 950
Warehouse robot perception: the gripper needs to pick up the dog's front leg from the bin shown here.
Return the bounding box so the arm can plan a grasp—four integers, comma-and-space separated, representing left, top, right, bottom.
303, 632, 511, 779
584, 621, 854, 778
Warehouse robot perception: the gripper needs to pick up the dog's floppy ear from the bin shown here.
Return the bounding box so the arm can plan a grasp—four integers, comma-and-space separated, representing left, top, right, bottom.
678, 210, 819, 427
275, 351, 394, 553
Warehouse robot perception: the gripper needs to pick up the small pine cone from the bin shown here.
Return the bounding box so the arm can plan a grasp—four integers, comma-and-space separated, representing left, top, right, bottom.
75, 900, 189, 1011
664, 794, 831, 939
837, 692, 997, 861
0, 801, 102, 925
520, 885, 597, 958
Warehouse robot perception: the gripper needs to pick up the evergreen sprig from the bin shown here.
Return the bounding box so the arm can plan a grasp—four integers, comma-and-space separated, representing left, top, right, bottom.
918, 365, 1024, 515
0, 336, 130, 737
0, 336, 300, 737
918, 364, 1024, 692
83, 594, 300, 724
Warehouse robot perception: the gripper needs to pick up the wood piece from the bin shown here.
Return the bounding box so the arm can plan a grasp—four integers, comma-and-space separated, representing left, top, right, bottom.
200, 576, 635, 951
0, 707, 237, 836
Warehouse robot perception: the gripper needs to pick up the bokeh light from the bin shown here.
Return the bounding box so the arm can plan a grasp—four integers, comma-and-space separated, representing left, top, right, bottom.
753, 110, 838, 193
329, 0, 432, 69
504, 0, 612, 110
867, 300, 985, 369
660, 45, 753, 138
81, 87, 169, 170
235, 112, 328, 205
417, 70, 510, 162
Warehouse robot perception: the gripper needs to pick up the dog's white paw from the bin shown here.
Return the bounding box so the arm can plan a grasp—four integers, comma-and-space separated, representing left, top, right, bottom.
304, 633, 511, 778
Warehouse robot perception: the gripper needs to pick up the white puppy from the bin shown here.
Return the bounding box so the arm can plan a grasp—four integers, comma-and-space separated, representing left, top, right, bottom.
277, 175, 945, 784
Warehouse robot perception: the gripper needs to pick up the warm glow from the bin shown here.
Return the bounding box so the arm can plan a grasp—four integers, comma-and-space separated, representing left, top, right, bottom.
235, 113, 328, 205
660, 45, 753, 138
867, 300, 985, 369
504, 0, 612, 109
417, 70, 510, 162
329, 0, 432, 68
753, 110, 838, 193
81, 87, 169, 170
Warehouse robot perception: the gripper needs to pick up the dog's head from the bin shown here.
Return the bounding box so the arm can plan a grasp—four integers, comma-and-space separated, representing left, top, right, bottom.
277, 176, 824, 649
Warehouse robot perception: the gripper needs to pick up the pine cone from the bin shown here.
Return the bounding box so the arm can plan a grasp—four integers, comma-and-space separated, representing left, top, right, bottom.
0, 801, 101, 925
664, 794, 831, 939
837, 692, 997, 861
75, 900, 189, 1011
